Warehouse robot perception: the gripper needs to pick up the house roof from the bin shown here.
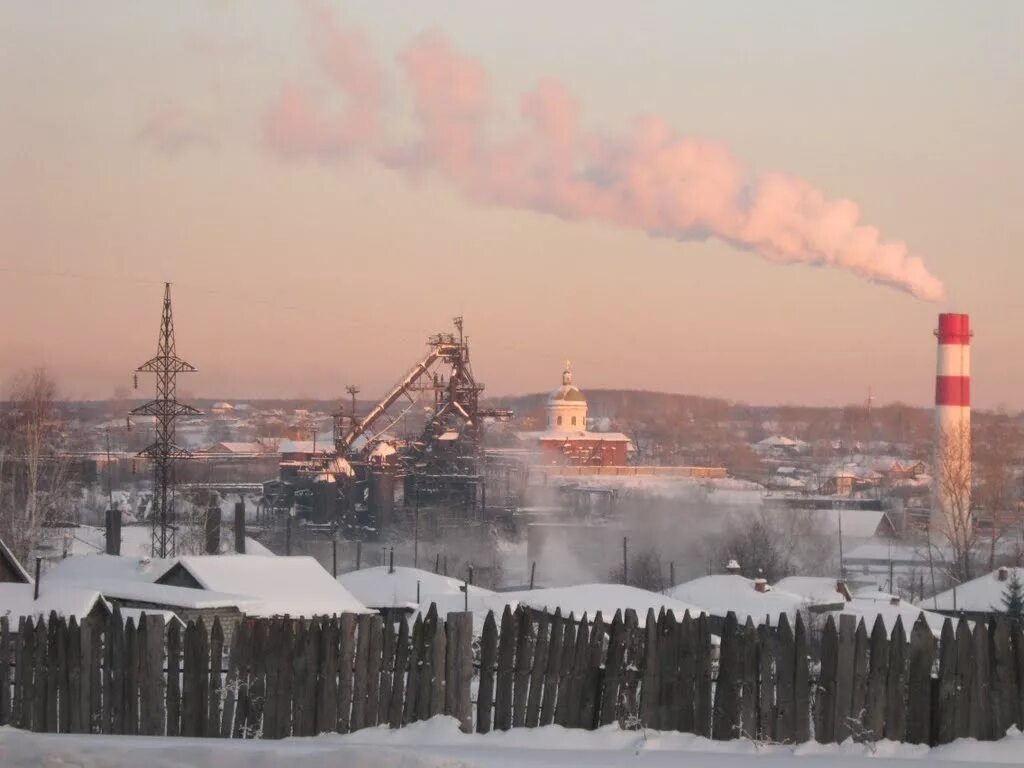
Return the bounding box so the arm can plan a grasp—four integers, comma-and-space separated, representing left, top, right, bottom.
667, 574, 804, 626
507, 583, 705, 628
773, 577, 848, 607
926, 567, 1024, 613
835, 594, 949, 638
0, 583, 107, 624
338, 565, 491, 610
159, 555, 369, 618
0, 536, 32, 583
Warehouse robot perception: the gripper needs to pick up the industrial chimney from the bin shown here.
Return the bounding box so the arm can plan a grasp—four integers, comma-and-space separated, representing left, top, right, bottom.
932, 313, 972, 545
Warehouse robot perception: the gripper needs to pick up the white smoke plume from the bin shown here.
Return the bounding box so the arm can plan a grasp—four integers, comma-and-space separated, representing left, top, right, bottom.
264, 3, 945, 302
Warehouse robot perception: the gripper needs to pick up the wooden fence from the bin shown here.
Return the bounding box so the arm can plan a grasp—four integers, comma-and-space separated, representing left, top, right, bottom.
1, 605, 1023, 744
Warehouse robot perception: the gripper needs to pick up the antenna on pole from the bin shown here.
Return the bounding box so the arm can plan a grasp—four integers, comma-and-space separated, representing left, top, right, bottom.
131, 283, 200, 559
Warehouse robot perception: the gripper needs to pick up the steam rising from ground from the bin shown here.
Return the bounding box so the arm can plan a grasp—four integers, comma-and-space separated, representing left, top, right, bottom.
264, 2, 945, 301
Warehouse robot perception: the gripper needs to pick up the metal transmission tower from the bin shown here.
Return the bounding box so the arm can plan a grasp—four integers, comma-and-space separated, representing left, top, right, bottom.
131, 283, 200, 558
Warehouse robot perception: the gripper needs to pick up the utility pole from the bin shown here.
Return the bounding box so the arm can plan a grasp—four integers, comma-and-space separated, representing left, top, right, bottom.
132, 283, 199, 559
622, 536, 629, 586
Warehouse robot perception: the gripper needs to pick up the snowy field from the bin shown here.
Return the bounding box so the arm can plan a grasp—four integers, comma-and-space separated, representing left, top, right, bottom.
3, 719, 1023, 768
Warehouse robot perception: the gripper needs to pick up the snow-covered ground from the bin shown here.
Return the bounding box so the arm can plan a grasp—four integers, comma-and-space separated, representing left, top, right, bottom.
3, 719, 1023, 768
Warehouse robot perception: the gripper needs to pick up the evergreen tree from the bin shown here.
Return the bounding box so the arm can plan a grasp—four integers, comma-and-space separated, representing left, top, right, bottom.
1001, 569, 1024, 624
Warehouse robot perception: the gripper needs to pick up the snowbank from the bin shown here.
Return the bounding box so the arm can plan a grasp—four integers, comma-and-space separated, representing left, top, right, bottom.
3, 719, 1024, 768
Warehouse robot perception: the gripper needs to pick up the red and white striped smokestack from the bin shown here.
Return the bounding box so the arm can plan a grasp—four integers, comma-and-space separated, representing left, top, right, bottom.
932, 313, 971, 539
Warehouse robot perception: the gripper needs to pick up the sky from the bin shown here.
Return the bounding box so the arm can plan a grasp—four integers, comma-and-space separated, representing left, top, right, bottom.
1, 1, 1022, 408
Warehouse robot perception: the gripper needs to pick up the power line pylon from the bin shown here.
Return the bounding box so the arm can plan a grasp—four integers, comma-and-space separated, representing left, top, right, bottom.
131, 282, 200, 558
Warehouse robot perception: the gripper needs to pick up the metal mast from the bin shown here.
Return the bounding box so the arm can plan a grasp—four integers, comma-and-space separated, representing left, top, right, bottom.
131, 283, 200, 558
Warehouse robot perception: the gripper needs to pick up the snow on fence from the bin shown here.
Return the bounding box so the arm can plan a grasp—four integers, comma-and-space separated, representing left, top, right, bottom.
0, 606, 1022, 744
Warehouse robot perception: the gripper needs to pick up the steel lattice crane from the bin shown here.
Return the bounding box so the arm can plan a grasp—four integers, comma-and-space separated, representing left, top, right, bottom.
131, 283, 200, 558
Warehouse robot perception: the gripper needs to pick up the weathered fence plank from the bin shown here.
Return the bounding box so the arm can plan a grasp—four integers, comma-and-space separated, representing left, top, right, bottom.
526, 611, 550, 727
659, 611, 679, 732
619, 609, 641, 729
1012, 622, 1024, 731
991, 618, 1015, 740
884, 617, 907, 741
512, 607, 535, 728
638, 609, 658, 729
413, 608, 434, 724
969, 620, 991, 740
494, 605, 516, 731
67, 617, 82, 734
739, 617, 757, 740
775, 614, 796, 743
864, 615, 889, 742
337, 613, 357, 732
850, 619, 869, 741
377, 617, 395, 726
316, 618, 338, 734
954, 618, 972, 740
277, 619, 296, 739
57, 615, 70, 733
289, 621, 310, 736
906, 614, 934, 746
402, 614, 424, 726
244, 619, 266, 739
181, 621, 199, 738
86, 618, 102, 734
33, 618, 49, 732
694, 613, 713, 738
538, 609, 563, 727
756, 622, 776, 742
388, 615, 409, 730
815, 615, 838, 743
677, 611, 696, 734
452, 613, 473, 732
45, 614, 59, 733
14, 618, 28, 730
123, 618, 138, 735
206, 618, 224, 737
936, 619, 957, 745
580, 611, 604, 730
713, 612, 741, 740
599, 610, 625, 727
0, 617, 9, 727
427, 612, 445, 720
221, 619, 245, 738
170, 619, 185, 737
793, 613, 810, 744
833, 614, 856, 742
566, 614, 590, 729
554, 612, 576, 726
477, 610, 497, 733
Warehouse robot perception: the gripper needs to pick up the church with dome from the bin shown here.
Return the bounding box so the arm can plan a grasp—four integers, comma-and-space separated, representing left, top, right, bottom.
516, 364, 634, 466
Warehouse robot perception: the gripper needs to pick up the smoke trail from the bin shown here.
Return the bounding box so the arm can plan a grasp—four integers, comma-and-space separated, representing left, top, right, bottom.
265, 5, 945, 302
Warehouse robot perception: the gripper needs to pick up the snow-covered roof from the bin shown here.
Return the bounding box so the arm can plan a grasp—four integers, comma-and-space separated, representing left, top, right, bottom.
338, 566, 489, 610
506, 583, 705, 628
163, 556, 369, 618
834, 594, 948, 638
926, 567, 1024, 613
278, 439, 332, 455
773, 577, 847, 607
667, 575, 804, 625
0, 583, 107, 624
810, 508, 888, 539
368, 442, 397, 459
756, 436, 808, 449
0, 536, 32, 583
45, 553, 175, 583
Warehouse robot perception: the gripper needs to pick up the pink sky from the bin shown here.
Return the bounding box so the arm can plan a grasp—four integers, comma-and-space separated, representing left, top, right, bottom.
1, 2, 1022, 407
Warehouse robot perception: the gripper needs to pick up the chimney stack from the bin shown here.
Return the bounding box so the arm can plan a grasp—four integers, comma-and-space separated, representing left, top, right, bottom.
998, 566, 1009, 582
726, 559, 742, 575
205, 505, 221, 555
105, 508, 121, 556
234, 501, 246, 554
753, 578, 768, 593
932, 313, 972, 544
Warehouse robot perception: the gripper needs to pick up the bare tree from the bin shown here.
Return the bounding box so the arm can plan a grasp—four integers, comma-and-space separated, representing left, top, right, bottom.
608, 547, 666, 591
933, 421, 976, 582
974, 414, 1019, 570
0, 368, 72, 562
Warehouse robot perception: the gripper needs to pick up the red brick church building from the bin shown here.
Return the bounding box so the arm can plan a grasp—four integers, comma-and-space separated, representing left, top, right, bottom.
517, 365, 633, 466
